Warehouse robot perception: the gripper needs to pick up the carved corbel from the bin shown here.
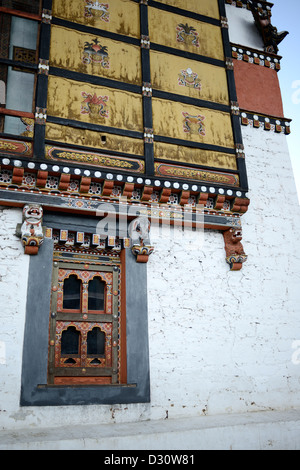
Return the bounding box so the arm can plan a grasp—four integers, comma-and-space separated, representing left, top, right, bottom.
223, 228, 247, 271
249, 1, 288, 54
128, 216, 154, 263
19, 204, 44, 255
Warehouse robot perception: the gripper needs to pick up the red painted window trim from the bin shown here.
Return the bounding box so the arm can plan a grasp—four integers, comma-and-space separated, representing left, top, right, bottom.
0, 108, 34, 119
0, 7, 41, 22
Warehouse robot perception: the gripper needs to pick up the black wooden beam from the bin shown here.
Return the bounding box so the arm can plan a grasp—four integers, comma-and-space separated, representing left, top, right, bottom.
49, 66, 142, 94
33, 0, 52, 159
148, 0, 221, 26
140, 2, 154, 176
51, 17, 140, 47
47, 115, 144, 140
218, 0, 249, 191
150, 42, 225, 68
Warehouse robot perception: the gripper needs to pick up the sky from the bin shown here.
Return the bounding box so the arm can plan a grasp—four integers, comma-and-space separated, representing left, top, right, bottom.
271, 0, 300, 203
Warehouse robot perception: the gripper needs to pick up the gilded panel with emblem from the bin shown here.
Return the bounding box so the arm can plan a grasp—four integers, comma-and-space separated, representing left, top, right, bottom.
148, 7, 224, 61
50, 25, 142, 86
150, 50, 229, 105
152, 98, 234, 149
47, 76, 143, 132
52, 0, 140, 38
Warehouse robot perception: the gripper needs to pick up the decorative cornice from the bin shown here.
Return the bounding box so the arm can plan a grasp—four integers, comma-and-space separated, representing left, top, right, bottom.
240, 111, 291, 134
0, 155, 248, 201
0, 156, 249, 246
17, 205, 248, 270
16, 205, 248, 270
232, 45, 281, 70
225, 0, 273, 10
45, 227, 128, 252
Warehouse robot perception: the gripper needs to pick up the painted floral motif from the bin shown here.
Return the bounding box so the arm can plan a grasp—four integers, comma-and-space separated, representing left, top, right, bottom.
0, 169, 12, 183
182, 112, 205, 136
82, 38, 109, 68
178, 68, 201, 90
84, 1, 110, 21
81, 92, 109, 118
176, 23, 200, 47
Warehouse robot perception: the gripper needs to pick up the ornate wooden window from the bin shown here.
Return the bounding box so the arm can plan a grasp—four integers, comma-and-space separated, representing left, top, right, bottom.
48, 259, 124, 386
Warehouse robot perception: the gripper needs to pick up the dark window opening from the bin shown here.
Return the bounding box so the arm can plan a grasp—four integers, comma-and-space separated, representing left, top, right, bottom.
63, 275, 81, 310
88, 276, 105, 311
61, 326, 80, 356
87, 327, 105, 356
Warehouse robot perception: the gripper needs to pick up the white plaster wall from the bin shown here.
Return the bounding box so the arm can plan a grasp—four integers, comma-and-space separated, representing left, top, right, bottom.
0, 207, 152, 431
0, 130, 299, 432
147, 126, 300, 420
225, 4, 265, 50
0, 207, 29, 425
0, 128, 300, 436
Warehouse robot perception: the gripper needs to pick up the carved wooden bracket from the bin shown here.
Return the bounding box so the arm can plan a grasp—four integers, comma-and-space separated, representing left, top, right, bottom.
20, 204, 44, 255
223, 228, 247, 271
131, 244, 155, 263
128, 216, 154, 263
249, 1, 288, 54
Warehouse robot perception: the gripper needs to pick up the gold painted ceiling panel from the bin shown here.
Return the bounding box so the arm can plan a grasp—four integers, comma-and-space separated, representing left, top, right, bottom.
50, 26, 142, 86
52, 0, 140, 38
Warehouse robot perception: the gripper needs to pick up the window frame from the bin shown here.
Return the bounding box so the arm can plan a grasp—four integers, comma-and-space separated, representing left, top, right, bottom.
48, 260, 121, 386
20, 235, 151, 406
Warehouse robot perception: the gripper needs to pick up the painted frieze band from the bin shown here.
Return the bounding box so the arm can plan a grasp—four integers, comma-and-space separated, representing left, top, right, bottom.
46, 146, 145, 173
0, 139, 32, 156
232, 45, 281, 71
155, 162, 240, 186
240, 112, 291, 134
